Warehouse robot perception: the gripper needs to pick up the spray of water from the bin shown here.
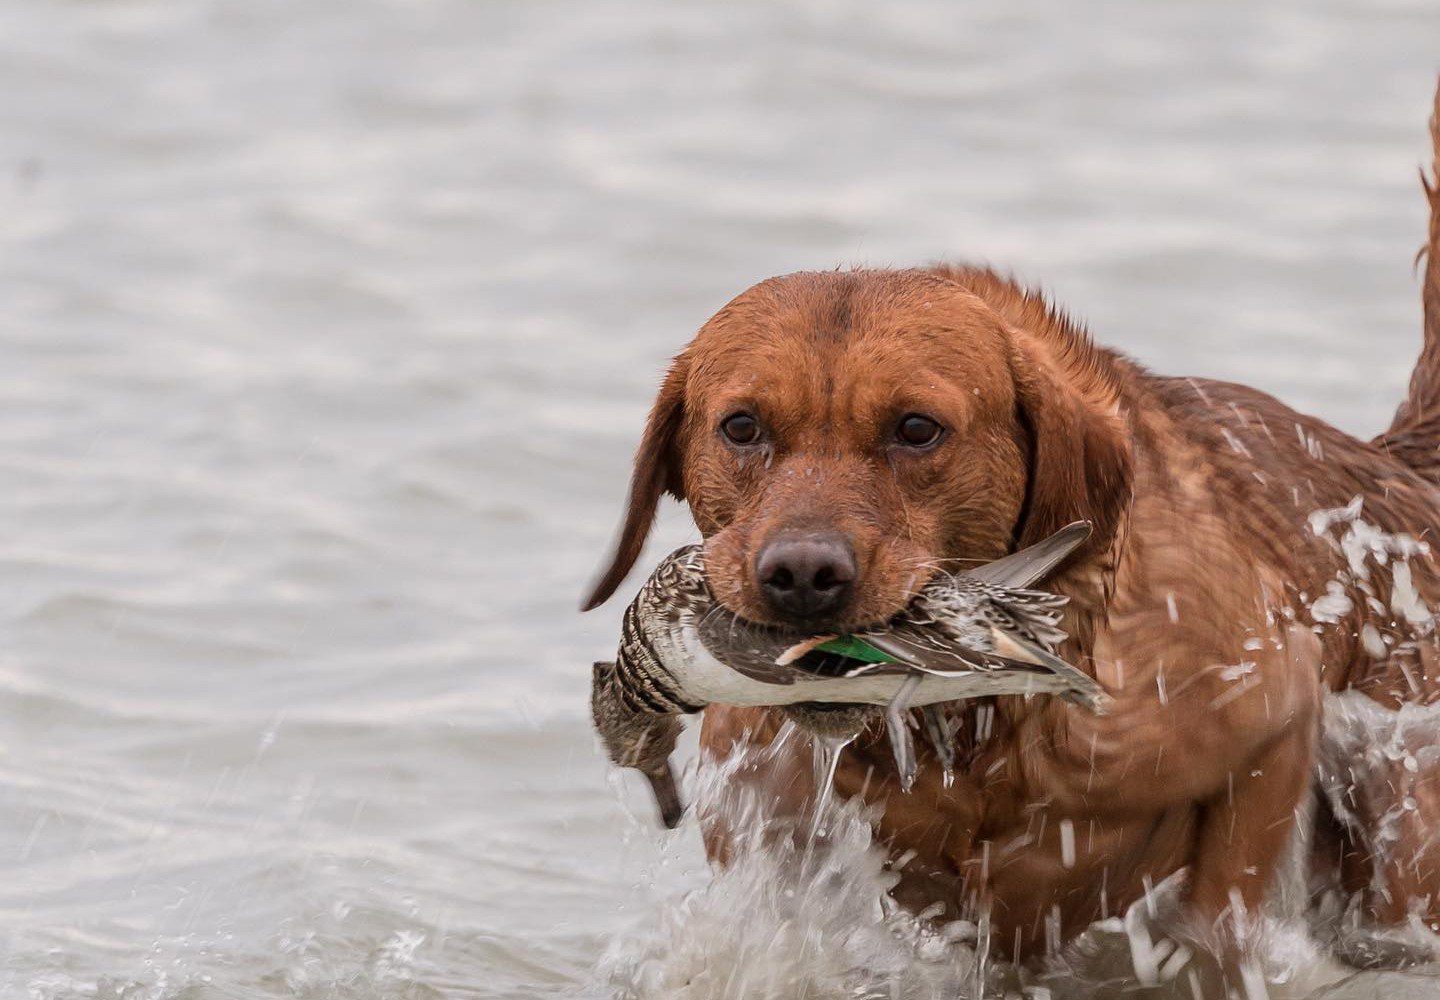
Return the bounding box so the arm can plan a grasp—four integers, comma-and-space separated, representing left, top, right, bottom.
591, 727, 983, 1000
1304, 498, 1440, 965
589, 732, 1375, 999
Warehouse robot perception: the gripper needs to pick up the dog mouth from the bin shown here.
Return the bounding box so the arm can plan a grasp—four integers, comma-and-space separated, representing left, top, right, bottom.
700, 619, 886, 679
700, 558, 932, 635
693, 572, 920, 678
696, 523, 942, 638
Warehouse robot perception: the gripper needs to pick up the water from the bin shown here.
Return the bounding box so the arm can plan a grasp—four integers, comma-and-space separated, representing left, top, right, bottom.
2, 0, 1440, 996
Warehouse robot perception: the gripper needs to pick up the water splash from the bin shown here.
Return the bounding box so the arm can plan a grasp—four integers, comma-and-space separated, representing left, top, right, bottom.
1306, 496, 1433, 632
591, 736, 981, 1000
808, 728, 857, 841
590, 760, 1363, 1000
1315, 690, 1440, 968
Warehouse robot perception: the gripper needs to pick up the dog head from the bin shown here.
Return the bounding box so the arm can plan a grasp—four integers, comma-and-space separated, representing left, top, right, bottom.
583, 269, 1131, 631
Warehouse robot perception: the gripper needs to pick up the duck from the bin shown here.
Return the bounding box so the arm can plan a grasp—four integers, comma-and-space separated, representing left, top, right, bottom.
590, 521, 1107, 828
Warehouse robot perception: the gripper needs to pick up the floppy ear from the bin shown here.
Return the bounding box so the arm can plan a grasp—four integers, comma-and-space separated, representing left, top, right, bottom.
580, 357, 688, 610
1009, 338, 1133, 555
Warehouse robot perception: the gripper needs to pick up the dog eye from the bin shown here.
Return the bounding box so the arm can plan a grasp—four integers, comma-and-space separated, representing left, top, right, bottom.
720, 412, 761, 445
895, 414, 944, 448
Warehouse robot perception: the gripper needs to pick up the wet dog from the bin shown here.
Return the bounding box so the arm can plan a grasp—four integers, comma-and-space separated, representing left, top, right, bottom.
584, 82, 1440, 977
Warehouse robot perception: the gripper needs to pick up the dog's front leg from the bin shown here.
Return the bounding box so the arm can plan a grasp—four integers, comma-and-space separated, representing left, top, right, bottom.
1019, 614, 1323, 986
1182, 723, 1316, 991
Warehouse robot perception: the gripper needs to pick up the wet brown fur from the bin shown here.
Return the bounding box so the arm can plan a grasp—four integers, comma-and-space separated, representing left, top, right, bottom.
584, 81, 1440, 966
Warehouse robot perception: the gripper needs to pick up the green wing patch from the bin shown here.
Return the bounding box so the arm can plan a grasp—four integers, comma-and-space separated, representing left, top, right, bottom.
815, 635, 900, 664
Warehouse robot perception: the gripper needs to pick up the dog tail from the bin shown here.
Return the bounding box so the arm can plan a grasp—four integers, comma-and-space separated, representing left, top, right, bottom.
1377, 78, 1440, 478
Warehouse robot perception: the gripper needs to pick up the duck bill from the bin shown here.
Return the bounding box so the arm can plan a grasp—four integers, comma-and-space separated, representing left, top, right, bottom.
641, 763, 685, 829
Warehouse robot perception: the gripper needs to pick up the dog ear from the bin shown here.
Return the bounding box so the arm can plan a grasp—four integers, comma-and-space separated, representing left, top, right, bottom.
1009, 337, 1133, 556
581, 357, 688, 610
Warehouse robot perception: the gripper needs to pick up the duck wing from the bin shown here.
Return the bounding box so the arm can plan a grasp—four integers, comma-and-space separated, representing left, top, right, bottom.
834, 626, 1108, 711
964, 521, 1092, 589
836, 629, 1048, 678
837, 629, 990, 676
986, 628, 1110, 711
976, 587, 1070, 649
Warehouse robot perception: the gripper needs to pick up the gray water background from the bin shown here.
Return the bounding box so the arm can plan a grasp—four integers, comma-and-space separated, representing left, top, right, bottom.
2, 1, 1440, 997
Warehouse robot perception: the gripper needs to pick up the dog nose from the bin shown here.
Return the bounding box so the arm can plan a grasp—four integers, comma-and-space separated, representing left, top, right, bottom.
756, 533, 856, 624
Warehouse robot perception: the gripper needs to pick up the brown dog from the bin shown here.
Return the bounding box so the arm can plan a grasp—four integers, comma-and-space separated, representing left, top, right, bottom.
584, 83, 1440, 973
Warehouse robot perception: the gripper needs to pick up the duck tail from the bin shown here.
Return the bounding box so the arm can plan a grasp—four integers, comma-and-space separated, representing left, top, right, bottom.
1377, 78, 1440, 480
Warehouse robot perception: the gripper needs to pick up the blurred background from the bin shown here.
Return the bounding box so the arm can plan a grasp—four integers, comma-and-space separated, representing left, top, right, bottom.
2, 1, 1439, 998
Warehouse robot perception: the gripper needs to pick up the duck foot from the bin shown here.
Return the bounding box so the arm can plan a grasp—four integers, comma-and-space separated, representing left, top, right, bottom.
920, 705, 955, 787
885, 673, 923, 792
